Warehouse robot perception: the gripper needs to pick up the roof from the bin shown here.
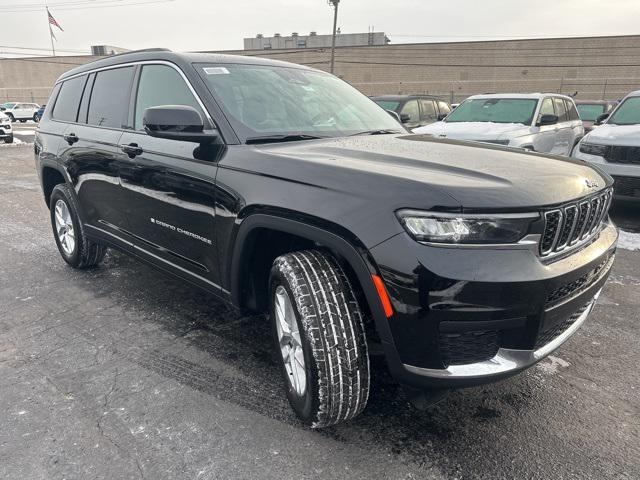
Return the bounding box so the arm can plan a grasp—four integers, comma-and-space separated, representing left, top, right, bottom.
466, 93, 574, 100
58, 48, 316, 82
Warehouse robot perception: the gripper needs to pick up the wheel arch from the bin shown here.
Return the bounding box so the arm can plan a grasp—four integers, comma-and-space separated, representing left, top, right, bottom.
41, 165, 67, 208
229, 213, 394, 343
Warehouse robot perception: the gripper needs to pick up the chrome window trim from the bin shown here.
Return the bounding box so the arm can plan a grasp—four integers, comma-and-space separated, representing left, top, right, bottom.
55, 60, 215, 127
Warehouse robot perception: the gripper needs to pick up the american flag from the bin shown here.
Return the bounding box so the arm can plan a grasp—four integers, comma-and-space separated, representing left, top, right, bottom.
47, 8, 64, 32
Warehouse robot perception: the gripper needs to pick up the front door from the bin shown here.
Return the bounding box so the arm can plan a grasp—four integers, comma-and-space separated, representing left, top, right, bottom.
117, 63, 221, 291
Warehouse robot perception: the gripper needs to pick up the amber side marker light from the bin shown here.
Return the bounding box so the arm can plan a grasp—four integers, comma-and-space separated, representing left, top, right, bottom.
372, 274, 394, 318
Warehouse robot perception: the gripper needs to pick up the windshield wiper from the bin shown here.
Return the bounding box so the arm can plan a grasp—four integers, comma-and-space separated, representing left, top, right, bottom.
349, 129, 404, 136
245, 134, 328, 144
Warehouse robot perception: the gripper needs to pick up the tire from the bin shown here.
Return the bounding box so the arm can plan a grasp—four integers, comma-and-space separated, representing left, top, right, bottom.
6, 113, 14, 122
33, 113, 39, 122
269, 249, 370, 428
49, 183, 106, 269
3, 136, 12, 144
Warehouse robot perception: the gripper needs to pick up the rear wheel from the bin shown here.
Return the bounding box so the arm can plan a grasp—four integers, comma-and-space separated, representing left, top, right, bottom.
6, 113, 14, 122
3, 136, 12, 144
33, 113, 39, 122
49, 184, 106, 269
269, 249, 370, 428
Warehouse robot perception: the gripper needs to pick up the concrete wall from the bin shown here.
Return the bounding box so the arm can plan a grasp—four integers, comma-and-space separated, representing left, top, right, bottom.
0, 55, 101, 105
2, 35, 639, 105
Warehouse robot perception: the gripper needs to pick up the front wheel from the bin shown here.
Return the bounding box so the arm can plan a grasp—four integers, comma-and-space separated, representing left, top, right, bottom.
49, 184, 106, 269
33, 113, 39, 122
269, 250, 370, 428
3, 136, 12, 144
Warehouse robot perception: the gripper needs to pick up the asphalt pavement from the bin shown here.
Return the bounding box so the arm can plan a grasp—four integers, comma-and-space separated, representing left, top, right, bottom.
1, 144, 639, 479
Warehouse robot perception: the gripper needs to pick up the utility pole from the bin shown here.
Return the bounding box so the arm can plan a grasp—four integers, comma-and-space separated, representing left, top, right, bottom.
329, 0, 340, 74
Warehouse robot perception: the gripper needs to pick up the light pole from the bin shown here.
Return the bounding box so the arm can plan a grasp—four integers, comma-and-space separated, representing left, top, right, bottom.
328, 0, 340, 74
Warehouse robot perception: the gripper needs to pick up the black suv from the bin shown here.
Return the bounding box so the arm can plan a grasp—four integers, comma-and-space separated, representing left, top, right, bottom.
35, 50, 618, 428
371, 94, 452, 129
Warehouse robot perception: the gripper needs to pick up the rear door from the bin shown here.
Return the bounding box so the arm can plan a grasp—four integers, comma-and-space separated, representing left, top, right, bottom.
117, 63, 221, 290
564, 98, 583, 152
59, 66, 135, 237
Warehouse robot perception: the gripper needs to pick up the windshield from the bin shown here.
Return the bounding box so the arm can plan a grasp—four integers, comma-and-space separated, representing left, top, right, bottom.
444, 98, 538, 125
577, 103, 605, 121
607, 97, 640, 125
0, 103, 16, 109
197, 64, 403, 142
373, 100, 401, 112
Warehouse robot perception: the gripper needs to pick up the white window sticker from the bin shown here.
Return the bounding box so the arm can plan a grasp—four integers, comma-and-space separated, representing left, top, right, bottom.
203, 67, 230, 75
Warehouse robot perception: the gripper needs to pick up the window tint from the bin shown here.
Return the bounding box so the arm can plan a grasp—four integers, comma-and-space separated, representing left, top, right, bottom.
134, 65, 203, 131
419, 99, 437, 122
566, 100, 579, 121
437, 101, 451, 116
540, 98, 555, 116
52, 75, 87, 122
87, 67, 134, 128
576, 103, 605, 121
445, 98, 537, 124
401, 100, 420, 124
553, 98, 568, 122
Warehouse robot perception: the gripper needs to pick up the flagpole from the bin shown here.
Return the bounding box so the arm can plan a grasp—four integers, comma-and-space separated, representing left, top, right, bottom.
45, 5, 56, 56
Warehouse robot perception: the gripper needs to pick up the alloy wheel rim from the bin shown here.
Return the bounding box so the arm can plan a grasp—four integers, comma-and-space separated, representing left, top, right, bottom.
54, 199, 75, 256
274, 285, 306, 396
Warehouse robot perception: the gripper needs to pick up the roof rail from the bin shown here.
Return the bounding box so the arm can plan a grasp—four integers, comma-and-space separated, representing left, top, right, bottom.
100, 47, 172, 58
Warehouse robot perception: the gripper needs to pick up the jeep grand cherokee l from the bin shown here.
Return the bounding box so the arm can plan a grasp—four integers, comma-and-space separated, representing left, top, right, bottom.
35, 50, 618, 428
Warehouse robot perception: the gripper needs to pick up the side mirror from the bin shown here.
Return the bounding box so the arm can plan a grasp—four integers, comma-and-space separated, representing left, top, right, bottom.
595, 113, 610, 125
437, 113, 448, 121
143, 105, 218, 144
386, 110, 401, 123
537, 114, 558, 126
400, 113, 411, 124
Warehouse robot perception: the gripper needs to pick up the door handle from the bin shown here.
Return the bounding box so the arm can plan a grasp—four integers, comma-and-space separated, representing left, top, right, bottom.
63, 133, 78, 145
121, 143, 143, 159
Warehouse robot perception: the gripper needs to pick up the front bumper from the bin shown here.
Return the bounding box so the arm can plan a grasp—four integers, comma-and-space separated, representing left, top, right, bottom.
0, 124, 12, 138
574, 151, 640, 200
369, 221, 617, 389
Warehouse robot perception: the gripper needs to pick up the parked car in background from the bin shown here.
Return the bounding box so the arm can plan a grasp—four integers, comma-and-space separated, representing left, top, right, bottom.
0, 112, 13, 143
34, 105, 46, 122
576, 100, 618, 133
415, 93, 584, 156
371, 95, 452, 129
0, 102, 40, 122
573, 90, 640, 200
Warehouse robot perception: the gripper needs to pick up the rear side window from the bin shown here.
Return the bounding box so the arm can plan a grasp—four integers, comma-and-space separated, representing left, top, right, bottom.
566, 100, 579, 121
419, 99, 437, 122
52, 75, 87, 122
553, 98, 568, 122
88, 67, 134, 128
134, 64, 204, 131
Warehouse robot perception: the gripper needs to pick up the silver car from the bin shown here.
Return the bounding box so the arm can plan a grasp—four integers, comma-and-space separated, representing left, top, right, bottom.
415, 93, 584, 156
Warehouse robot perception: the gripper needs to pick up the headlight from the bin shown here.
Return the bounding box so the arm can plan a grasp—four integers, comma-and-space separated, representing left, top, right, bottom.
579, 142, 609, 156
396, 210, 538, 244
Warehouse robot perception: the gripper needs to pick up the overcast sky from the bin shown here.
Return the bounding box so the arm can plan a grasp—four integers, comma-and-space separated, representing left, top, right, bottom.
1, 0, 639, 57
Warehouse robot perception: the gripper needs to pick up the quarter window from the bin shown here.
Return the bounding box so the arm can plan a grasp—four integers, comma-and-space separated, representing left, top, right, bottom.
52, 75, 87, 122
437, 101, 451, 116
87, 67, 134, 128
134, 64, 204, 131
566, 100, 579, 121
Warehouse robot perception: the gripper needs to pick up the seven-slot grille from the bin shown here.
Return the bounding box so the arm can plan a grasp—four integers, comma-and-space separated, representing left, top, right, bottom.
540, 189, 612, 256
604, 145, 640, 165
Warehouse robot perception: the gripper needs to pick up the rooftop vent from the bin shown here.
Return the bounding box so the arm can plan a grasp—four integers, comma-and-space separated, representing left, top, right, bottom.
256, 33, 263, 38
292, 32, 298, 37
310, 31, 317, 36
274, 33, 281, 37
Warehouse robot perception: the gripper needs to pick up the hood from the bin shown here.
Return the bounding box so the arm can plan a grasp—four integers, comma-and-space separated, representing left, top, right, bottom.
582, 123, 640, 147
414, 121, 531, 140
250, 134, 610, 210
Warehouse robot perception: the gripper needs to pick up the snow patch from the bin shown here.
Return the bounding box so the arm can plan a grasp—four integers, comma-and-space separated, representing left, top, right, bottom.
414, 121, 528, 137
618, 229, 640, 251
537, 355, 571, 375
